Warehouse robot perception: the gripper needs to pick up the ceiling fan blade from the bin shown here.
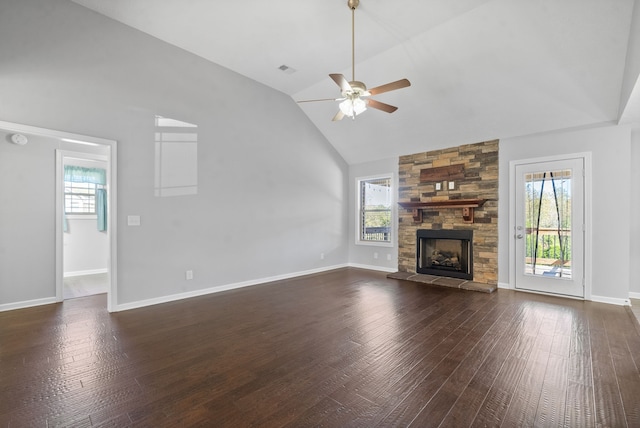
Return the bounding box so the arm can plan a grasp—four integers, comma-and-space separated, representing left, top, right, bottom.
367, 99, 398, 113
297, 98, 340, 103
329, 74, 352, 93
332, 110, 345, 121
367, 78, 411, 96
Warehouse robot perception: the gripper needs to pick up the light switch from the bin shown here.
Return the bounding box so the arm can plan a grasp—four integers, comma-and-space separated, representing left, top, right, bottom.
449, 181, 455, 190
127, 215, 141, 226
435, 182, 441, 191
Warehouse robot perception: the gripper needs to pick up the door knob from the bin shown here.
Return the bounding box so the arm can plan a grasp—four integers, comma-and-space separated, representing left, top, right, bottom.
516, 234, 523, 239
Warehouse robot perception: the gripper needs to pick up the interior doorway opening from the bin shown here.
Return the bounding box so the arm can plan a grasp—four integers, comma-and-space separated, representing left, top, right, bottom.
60, 151, 110, 300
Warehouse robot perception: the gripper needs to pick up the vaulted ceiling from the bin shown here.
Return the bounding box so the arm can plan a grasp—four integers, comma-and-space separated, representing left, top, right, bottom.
71, 0, 639, 164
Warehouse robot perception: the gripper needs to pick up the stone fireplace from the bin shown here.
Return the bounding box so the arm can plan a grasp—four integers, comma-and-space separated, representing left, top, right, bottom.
395, 140, 498, 287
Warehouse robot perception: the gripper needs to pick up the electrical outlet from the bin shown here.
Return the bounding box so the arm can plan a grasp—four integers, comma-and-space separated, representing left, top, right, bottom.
435, 182, 441, 191
387, 254, 391, 261
449, 181, 455, 190
185, 270, 193, 280
374, 252, 378, 259
320, 253, 325, 260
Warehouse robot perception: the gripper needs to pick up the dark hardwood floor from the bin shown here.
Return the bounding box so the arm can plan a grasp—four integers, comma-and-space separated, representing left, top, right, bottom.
2, 268, 640, 427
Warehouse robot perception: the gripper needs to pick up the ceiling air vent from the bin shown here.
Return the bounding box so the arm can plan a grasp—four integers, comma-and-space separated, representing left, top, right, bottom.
278, 64, 296, 74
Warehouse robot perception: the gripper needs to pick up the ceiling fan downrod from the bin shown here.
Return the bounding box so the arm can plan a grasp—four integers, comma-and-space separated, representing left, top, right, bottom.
348, 0, 359, 82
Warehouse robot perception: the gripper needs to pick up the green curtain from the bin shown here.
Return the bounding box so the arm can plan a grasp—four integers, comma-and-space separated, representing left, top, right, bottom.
64, 165, 107, 232
64, 165, 106, 185
96, 189, 107, 232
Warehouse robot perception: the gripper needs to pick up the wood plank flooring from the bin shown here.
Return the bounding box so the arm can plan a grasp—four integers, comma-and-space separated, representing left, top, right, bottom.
2, 268, 640, 427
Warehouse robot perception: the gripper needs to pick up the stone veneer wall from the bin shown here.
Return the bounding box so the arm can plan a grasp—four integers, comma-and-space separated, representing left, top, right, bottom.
397, 140, 499, 285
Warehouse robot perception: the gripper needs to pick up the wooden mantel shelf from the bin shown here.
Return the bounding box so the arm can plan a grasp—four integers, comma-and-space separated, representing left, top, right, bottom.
398, 199, 487, 223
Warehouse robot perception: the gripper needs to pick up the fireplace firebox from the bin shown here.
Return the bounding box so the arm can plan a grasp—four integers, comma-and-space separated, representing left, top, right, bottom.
417, 229, 473, 280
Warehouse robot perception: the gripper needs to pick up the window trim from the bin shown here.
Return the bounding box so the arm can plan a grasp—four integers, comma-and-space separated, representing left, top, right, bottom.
355, 173, 394, 247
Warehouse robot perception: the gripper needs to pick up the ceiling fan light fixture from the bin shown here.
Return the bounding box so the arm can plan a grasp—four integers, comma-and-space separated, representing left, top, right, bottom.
339, 97, 367, 118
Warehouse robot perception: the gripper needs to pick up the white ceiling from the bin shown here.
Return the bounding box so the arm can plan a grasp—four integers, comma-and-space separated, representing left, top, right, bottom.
71, 0, 639, 164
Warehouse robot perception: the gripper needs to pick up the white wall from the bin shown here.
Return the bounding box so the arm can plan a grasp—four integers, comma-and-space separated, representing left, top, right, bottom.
0, 0, 348, 310
64, 217, 108, 275
63, 159, 109, 276
348, 157, 399, 271
499, 124, 633, 301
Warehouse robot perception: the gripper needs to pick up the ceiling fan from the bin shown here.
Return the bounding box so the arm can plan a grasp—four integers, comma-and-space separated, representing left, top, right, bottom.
297, 0, 411, 121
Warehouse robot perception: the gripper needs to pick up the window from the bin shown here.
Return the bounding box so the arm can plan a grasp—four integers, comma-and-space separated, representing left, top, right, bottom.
357, 176, 392, 245
65, 181, 102, 214
63, 165, 107, 232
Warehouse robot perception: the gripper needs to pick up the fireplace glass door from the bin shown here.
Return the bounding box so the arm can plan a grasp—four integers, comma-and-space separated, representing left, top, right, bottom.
417, 229, 472, 280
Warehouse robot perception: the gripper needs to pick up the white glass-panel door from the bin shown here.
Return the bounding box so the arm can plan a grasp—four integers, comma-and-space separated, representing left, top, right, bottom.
514, 158, 584, 297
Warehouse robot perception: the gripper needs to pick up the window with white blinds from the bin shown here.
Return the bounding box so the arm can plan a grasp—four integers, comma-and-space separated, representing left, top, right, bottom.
64, 181, 101, 214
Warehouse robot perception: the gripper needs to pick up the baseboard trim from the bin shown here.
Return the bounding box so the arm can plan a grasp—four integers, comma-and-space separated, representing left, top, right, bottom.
591, 294, 630, 306
504, 286, 629, 306
64, 268, 108, 278
498, 282, 512, 290
348, 263, 398, 273
629, 292, 640, 300
0, 297, 58, 312
114, 264, 350, 312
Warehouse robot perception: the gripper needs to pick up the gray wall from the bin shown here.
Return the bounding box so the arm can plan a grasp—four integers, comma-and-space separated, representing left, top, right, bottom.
630, 129, 640, 295
0, 0, 348, 308
0, 132, 58, 303
0, 132, 109, 304
620, 0, 640, 115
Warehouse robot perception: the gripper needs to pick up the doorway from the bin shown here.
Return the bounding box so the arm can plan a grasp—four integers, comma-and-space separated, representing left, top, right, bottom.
511, 155, 587, 298
59, 151, 109, 300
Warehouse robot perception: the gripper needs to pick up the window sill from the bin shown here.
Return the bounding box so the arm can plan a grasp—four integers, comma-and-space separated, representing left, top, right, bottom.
66, 214, 98, 220
355, 240, 393, 248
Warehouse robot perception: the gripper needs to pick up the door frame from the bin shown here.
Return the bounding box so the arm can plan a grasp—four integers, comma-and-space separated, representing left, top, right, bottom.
0, 120, 118, 312
509, 152, 592, 300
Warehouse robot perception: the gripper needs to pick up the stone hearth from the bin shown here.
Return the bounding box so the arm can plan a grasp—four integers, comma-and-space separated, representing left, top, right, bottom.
387, 271, 496, 293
